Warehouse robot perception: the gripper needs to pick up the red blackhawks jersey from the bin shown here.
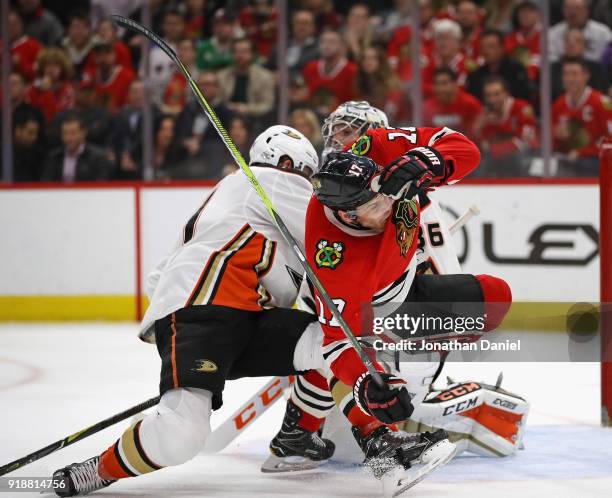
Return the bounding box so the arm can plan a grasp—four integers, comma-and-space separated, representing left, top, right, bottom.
552, 87, 612, 158
423, 89, 483, 136
307, 127, 480, 386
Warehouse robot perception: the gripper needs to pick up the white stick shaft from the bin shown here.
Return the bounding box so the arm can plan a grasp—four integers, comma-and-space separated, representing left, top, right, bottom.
449, 205, 480, 234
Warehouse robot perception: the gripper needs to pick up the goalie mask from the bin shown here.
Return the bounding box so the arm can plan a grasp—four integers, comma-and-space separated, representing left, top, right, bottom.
322, 101, 389, 152
249, 125, 319, 177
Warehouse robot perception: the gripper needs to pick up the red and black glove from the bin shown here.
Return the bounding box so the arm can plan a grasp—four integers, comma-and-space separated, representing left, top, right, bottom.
354, 372, 414, 424
372, 146, 447, 199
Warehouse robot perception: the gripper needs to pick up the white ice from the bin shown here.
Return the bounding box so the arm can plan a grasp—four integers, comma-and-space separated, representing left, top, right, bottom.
1, 323, 611, 498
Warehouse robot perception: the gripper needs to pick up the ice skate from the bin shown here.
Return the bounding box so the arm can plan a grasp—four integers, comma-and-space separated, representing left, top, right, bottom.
53, 456, 115, 497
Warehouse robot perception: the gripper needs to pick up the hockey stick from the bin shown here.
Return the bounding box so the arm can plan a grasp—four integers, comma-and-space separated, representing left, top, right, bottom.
0, 396, 160, 476
110, 15, 384, 387
449, 205, 479, 235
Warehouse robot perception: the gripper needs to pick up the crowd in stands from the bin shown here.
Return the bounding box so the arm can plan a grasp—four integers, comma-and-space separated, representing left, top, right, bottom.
3, 0, 612, 182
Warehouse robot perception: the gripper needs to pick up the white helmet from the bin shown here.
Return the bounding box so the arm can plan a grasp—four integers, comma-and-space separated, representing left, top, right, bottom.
322, 101, 389, 152
249, 125, 319, 177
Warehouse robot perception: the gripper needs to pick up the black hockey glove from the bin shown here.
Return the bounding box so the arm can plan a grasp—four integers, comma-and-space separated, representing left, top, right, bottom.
372, 146, 446, 199
354, 372, 414, 424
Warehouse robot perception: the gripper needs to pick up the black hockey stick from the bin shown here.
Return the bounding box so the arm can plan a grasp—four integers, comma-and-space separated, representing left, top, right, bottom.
110, 15, 385, 387
0, 396, 160, 476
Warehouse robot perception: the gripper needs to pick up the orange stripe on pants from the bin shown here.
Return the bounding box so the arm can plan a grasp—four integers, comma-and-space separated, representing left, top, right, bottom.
170, 313, 179, 388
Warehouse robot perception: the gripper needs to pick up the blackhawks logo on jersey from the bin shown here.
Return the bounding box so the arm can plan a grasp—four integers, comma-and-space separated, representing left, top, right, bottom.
315, 239, 344, 269
350, 135, 371, 156
393, 198, 419, 257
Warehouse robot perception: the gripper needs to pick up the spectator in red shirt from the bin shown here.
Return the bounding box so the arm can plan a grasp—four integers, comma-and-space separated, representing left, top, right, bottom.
301, 0, 342, 33
185, 0, 207, 39
423, 67, 483, 136
552, 57, 612, 176
90, 19, 134, 73
355, 46, 409, 123
239, 0, 278, 60
25, 47, 75, 123
84, 42, 135, 113
474, 75, 538, 176
62, 12, 95, 79
163, 38, 199, 115
505, 1, 541, 82
455, 0, 483, 61
17, 0, 63, 46
303, 30, 357, 116
6, 9, 41, 82
422, 19, 475, 97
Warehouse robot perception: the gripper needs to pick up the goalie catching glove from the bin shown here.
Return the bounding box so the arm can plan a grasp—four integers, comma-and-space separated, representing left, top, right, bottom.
372, 146, 447, 200
354, 372, 414, 424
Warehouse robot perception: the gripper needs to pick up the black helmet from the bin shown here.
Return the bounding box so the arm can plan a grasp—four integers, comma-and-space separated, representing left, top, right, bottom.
312, 152, 380, 210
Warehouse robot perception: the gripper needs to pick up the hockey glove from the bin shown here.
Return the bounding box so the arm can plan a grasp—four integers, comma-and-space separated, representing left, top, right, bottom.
372, 146, 446, 200
354, 372, 414, 424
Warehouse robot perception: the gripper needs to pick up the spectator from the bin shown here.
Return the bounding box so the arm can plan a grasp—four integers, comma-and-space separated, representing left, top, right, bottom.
266, 10, 319, 80
456, 0, 483, 61
62, 12, 95, 78
49, 81, 112, 149
5, 72, 44, 135
218, 37, 275, 119
423, 67, 483, 136
549, 0, 612, 62
483, 0, 521, 33
220, 115, 252, 177
13, 113, 45, 182
6, 9, 42, 82
163, 38, 199, 115
289, 108, 324, 154
387, 0, 437, 81
376, 0, 412, 43
153, 115, 184, 177
17, 0, 63, 46
87, 18, 133, 73
111, 80, 161, 180
474, 76, 537, 176
184, 0, 208, 39
42, 112, 113, 182
196, 9, 236, 71
422, 19, 474, 97
144, 9, 186, 105
84, 42, 135, 113
466, 29, 531, 102
355, 46, 408, 123
301, 0, 342, 33
343, 3, 373, 61
25, 47, 75, 122
174, 72, 232, 162
239, 0, 278, 60
303, 30, 358, 115
552, 58, 612, 176
505, 1, 541, 82
551, 28, 609, 100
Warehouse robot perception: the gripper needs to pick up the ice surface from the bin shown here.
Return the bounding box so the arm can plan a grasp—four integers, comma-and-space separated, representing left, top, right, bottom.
1, 324, 611, 498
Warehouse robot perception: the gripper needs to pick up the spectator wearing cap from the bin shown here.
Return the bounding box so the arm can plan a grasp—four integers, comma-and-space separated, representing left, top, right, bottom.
551, 28, 609, 100
217, 37, 275, 118
163, 38, 200, 115
13, 112, 45, 181
83, 42, 135, 113
25, 47, 75, 122
86, 18, 133, 73
466, 29, 531, 103
266, 10, 318, 80
197, 9, 236, 71
49, 80, 112, 149
423, 67, 483, 136
17, 0, 63, 46
552, 57, 612, 176
549, 0, 612, 62
473, 75, 538, 176
6, 9, 42, 82
302, 30, 357, 115
504, 1, 541, 83
239, 0, 278, 60
343, 3, 374, 62
422, 19, 476, 97
355, 46, 409, 123
42, 112, 113, 182
143, 9, 186, 105
455, 0, 484, 61
62, 12, 95, 79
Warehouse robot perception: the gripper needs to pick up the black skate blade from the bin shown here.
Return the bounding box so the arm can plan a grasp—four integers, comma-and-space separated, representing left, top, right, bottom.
261, 454, 328, 473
